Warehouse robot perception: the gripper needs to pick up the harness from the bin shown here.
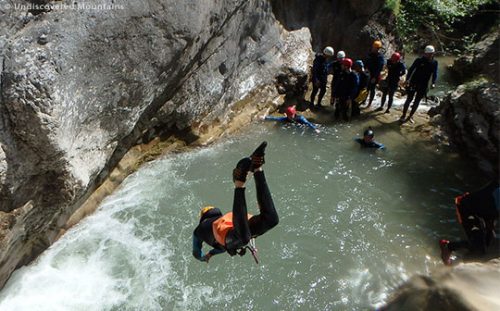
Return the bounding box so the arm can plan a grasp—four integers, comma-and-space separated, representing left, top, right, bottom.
212, 212, 260, 264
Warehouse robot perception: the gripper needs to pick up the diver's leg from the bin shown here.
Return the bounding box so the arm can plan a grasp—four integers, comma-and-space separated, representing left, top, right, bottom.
248, 170, 279, 237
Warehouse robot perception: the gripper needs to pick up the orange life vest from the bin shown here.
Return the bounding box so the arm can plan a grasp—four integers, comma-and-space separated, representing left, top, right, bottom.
212, 212, 252, 246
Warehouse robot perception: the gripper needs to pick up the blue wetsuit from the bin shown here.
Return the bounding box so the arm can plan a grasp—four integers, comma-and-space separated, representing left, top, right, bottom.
265, 115, 318, 131
355, 138, 385, 149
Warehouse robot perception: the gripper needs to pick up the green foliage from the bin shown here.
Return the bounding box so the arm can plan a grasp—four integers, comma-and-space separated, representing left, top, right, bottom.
384, 0, 400, 15
395, 0, 495, 51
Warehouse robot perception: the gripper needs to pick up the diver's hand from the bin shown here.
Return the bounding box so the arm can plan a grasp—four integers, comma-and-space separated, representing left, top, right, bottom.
203, 253, 213, 263
315, 128, 320, 134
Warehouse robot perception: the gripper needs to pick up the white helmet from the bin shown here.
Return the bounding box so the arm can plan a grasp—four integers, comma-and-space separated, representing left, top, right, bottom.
424, 45, 435, 53
323, 46, 334, 56
337, 50, 346, 59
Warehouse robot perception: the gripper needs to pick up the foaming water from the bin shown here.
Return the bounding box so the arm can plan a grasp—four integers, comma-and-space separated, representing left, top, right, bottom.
0, 120, 483, 310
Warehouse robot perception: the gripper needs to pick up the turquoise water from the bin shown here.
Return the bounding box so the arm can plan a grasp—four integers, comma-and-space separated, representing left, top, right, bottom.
0, 120, 484, 310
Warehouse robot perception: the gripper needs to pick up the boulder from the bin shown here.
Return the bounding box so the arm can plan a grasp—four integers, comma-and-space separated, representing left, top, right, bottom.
381, 260, 500, 311
449, 29, 500, 84
435, 81, 499, 175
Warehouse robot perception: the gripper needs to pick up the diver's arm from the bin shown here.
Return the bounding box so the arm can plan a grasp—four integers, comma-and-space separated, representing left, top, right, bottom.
192, 234, 207, 262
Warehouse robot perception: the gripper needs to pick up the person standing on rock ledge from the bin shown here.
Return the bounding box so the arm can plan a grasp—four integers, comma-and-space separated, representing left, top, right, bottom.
376, 52, 406, 114
310, 46, 334, 108
192, 142, 279, 263
400, 45, 438, 124
364, 40, 385, 108
333, 58, 359, 121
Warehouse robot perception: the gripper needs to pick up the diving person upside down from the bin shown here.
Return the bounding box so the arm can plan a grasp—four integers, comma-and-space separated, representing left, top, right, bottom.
192, 142, 279, 263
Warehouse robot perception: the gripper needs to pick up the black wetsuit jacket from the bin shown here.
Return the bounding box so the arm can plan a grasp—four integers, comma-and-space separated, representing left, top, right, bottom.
385, 60, 406, 88
312, 53, 329, 84
407, 56, 438, 90
334, 70, 359, 100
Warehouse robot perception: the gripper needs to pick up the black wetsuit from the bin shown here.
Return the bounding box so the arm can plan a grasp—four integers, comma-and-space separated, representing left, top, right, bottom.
365, 51, 385, 106
402, 56, 438, 119
192, 171, 279, 260
380, 60, 406, 110
310, 53, 329, 107
448, 181, 500, 255
330, 60, 343, 101
334, 70, 359, 120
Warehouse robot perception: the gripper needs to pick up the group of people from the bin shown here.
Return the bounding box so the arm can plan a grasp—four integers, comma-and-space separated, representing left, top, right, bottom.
310, 40, 438, 123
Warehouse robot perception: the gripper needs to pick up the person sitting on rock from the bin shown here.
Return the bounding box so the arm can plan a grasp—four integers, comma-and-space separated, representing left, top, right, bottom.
310, 46, 334, 108
400, 45, 438, 124
264, 106, 320, 133
354, 127, 385, 149
440, 180, 499, 265
192, 142, 279, 263
376, 52, 406, 114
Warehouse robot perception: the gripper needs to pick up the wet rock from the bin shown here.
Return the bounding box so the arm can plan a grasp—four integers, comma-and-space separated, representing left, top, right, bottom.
270, 0, 401, 59
381, 260, 500, 311
448, 29, 499, 84
432, 81, 499, 175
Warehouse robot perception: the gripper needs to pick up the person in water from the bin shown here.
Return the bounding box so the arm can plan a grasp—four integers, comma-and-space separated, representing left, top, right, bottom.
355, 127, 385, 149
439, 181, 499, 265
265, 106, 320, 133
192, 142, 279, 262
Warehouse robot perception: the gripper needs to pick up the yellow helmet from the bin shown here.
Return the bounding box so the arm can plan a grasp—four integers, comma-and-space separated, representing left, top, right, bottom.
372, 40, 382, 49
200, 206, 215, 217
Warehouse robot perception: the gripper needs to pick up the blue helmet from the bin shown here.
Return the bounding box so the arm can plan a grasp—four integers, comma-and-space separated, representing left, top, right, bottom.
355, 60, 364, 68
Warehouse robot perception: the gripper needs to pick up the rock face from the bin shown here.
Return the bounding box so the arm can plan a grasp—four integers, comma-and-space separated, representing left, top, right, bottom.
448, 29, 500, 84
381, 260, 500, 311
431, 27, 500, 176
437, 82, 499, 174
271, 0, 401, 58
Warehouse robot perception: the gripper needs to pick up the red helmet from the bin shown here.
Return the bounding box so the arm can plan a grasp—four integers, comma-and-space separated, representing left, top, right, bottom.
285, 106, 296, 118
341, 58, 353, 68
390, 52, 401, 62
